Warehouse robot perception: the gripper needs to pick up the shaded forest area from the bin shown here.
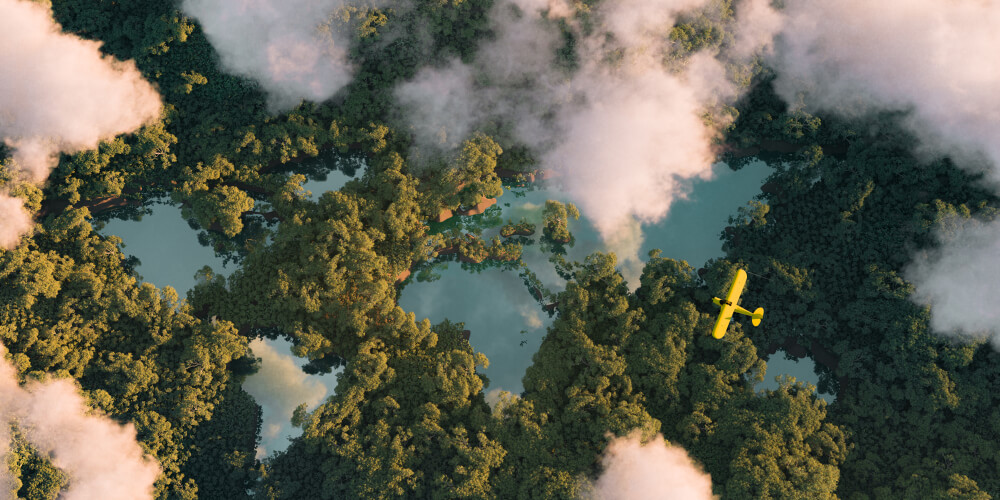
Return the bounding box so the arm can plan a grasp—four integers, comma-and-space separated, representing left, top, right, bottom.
1, 0, 998, 498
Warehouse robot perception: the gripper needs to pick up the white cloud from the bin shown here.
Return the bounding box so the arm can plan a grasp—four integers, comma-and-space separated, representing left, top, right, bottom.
770, 0, 1000, 349
544, 57, 719, 238
393, 0, 775, 241
0, 343, 161, 500
729, 0, 783, 60
905, 216, 1000, 348
591, 430, 714, 500
0, 194, 32, 250
0, 0, 161, 180
394, 60, 480, 157
181, 0, 359, 110
769, 0, 1000, 177
0, 0, 161, 246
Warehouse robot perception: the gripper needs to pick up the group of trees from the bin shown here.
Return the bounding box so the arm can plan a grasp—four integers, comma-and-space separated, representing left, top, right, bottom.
541, 200, 580, 244
0, 208, 258, 498
248, 252, 846, 499
720, 97, 1000, 497
2, 0, 999, 498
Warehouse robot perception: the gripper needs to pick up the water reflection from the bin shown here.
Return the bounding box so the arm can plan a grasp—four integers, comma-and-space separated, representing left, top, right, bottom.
400, 161, 774, 395
300, 159, 363, 200
94, 155, 785, 443
93, 160, 360, 458
96, 200, 230, 295
243, 337, 339, 458
756, 349, 835, 403
289, 149, 365, 201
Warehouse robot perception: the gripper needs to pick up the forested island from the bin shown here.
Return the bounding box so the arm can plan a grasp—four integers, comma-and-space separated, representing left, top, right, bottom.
1, 0, 999, 498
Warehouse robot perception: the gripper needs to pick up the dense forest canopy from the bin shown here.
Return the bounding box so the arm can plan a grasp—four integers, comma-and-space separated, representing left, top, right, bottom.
1, 0, 999, 498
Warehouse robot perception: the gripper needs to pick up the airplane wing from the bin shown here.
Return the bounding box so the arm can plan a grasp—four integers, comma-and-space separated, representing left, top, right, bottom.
711, 269, 748, 339
711, 301, 735, 339
725, 269, 748, 304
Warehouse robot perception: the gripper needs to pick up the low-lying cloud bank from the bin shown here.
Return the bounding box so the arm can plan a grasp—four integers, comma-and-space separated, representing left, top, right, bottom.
395, 0, 775, 240
0, 0, 162, 249
769, 0, 1000, 175
905, 216, 1000, 349
590, 431, 714, 500
181, 0, 361, 111
0, 343, 161, 499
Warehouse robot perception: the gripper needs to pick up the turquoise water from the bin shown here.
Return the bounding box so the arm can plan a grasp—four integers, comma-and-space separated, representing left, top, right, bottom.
756, 350, 833, 403
95, 206, 342, 458
94, 167, 361, 459
397, 160, 827, 397
93, 156, 831, 453
96, 201, 231, 295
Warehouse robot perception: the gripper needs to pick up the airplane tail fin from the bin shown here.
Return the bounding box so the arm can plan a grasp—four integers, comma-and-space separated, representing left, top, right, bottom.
751, 307, 764, 327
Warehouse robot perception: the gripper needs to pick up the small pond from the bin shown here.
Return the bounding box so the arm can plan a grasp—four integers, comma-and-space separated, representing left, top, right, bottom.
756, 349, 835, 403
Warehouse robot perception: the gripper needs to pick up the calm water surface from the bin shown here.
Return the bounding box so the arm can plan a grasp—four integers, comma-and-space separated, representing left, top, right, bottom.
94, 158, 831, 455
400, 160, 830, 399
95, 165, 361, 458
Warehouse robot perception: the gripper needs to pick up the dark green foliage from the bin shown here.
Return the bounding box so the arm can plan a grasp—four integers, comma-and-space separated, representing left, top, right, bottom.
500, 218, 536, 237
257, 316, 503, 499
5, 429, 68, 500
541, 200, 579, 244
181, 384, 262, 499
9, 1, 1000, 499
0, 210, 253, 497
492, 252, 845, 498
723, 114, 1000, 496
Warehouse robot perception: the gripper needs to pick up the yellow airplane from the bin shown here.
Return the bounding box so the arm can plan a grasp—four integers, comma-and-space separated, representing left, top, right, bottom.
711, 269, 763, 339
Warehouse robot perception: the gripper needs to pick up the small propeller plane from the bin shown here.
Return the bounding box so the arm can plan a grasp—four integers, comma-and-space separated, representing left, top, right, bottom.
711, 269, 764, 339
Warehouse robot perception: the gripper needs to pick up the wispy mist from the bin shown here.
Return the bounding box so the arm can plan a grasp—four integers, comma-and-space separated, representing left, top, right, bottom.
0, 343, 161, 499
181, 0, 361, 110
0, 347, 17, 496
590, 431, 714, 500
905, 216, 1000, 349
394, 0, 774, 241
769, 0, 1000, 346
542, 53, 723, 237
769, 0, 1000, 174
394, 59, 481, 157
0, 0, 161, 247
0, 194, 32, 250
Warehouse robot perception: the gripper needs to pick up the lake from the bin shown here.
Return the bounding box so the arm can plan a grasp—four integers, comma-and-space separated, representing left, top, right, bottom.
399, 160, 831, 400
94, 156, 832, 456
